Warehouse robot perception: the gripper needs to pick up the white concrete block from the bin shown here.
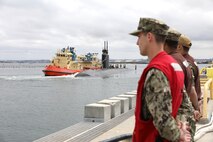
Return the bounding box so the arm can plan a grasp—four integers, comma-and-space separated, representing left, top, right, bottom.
109, 97, 129, 113
118, 94, 136, 109
98, 99, 121, 118
84, 103, 111, 122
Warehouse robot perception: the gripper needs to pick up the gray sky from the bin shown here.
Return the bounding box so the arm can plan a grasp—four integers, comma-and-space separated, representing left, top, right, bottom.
0, 0, 212, 60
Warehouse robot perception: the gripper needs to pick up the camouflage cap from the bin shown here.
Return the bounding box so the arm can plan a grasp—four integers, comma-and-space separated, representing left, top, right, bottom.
166, 28, 181, 41
130, 18, 169, 36
178, 34, 192, 48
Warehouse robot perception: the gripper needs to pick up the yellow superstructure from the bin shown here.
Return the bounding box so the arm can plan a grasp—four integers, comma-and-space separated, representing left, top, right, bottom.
50, 47, 102, 70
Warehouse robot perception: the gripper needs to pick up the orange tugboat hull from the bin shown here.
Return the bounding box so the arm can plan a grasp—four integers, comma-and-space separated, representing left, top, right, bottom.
42, 65, 82, 76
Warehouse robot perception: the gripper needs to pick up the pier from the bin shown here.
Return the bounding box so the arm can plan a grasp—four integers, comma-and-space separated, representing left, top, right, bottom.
34, 91, 136, 142
34, 78, 213, 142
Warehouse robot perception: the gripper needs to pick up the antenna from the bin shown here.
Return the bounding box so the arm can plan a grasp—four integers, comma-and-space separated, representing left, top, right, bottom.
104, 41, 108, 51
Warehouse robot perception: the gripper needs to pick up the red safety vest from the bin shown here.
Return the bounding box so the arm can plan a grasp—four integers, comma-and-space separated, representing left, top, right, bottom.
133, 51, 184, 142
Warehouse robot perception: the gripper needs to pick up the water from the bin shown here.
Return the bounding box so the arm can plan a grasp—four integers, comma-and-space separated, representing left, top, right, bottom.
0, 63, 145, 142
0, 63, 207, 142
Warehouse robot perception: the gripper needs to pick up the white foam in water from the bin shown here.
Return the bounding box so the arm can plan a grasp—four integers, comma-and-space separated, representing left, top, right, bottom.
0, 73, 78, 81
0, 75, 43, 80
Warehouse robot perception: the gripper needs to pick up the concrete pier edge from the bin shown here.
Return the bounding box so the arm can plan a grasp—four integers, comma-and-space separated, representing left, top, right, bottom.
34, 90, 136, 142
34, 109, 134, 142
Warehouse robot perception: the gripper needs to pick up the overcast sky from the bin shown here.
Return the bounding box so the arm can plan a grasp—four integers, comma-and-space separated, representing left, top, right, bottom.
0, 0, 212, 60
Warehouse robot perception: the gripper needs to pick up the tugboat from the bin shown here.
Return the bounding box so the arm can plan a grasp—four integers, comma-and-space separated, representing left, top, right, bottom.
42, 46, 102, 76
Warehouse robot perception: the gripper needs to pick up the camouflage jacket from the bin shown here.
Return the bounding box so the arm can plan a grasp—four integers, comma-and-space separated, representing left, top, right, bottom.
141, 68, 194, 141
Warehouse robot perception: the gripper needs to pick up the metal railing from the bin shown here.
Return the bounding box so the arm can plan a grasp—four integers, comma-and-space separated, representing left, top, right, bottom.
200, 78, 213, 122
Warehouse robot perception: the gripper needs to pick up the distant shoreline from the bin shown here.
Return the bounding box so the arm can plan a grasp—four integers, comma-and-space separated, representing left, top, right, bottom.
0, 60, 50, 64
0, 58, 212, 64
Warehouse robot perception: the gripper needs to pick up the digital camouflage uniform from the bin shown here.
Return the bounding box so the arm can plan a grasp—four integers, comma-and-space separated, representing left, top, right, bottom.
166, 30, 196, 141
141, 68, 190, 141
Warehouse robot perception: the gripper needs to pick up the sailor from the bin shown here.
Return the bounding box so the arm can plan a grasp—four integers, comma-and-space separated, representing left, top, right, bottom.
130, 18, 191, 142
164, 29, 192, 95
164, 29, 199, 141
178, 35, 202, 102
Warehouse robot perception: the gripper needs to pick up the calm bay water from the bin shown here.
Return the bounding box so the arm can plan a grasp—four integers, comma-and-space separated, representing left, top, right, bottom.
0, 63, 207, 142
0, 63, 145, 142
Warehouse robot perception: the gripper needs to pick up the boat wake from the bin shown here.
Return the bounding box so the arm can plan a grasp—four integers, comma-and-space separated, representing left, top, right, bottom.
0, 73, 78, 81
0, 69, 132, 81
